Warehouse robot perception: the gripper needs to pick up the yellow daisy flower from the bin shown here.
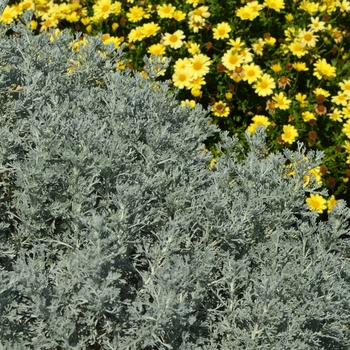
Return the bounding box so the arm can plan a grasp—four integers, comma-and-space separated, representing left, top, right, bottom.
221, 49, 244, 71
264, 36, 276, 45
212, 101, 230, 117
141, 22, 159, 38
313, 87, 330, 98
188, 17, 206, 33
271, 62, 282, 73
187, 42, 201, 55
172, 69, 193, 89
331, 91, 349, 106
173, 10, 186, 21
236, 5, 259, 20
102, 35, 124, 49
188, 5, 211, 22
306, 194, 327, 213
253, 73, 276, 96
342, 105, 350, 119
272, 92, 292, 110
343, 140, 350, 153
292, 62, 309, 71
128, 26, 145, 42
186, 54, 211, 79
327, 195, 337, 213
242, 63, 263, 84
157, 3, 176, 18
313, 58, 336, 80
295, 93, 308, 108
247, 0, 264, 11
298, 29, 318, 48
147, 43, 166, 55
239, 48, 254, 63
301, 111, 316, 122
342, 119, 350, 138
93, 0, 121, 21
327, 108, 343, 121
338, 0, 350, 12
308, 16, 325, 32
299, 0, 319, 14
247, 115, 271, 133
285, 13, 294, 21
289, 40, 308, 58
339, 79, 350, 96
174, 57, 191, 71
188, 76, 206, 90
229, 37, 246, 51
181, 99, 196, 108
281, 124, 298, 144
21, 0, 35, 12
213, 22, 231, 40
163, 30, 186, 49
126, 5, 147, 22
264, 0, 285, 11
252, 39, 265, 56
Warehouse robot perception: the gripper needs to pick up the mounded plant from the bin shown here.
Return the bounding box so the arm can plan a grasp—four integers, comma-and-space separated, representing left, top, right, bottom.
0, 16, 350, 349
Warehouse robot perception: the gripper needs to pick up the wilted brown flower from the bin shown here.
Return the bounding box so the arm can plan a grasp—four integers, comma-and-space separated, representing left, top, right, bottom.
266, 100, 276, 113
346, 168, 350, 178
205, 42, 213, 51
326, 177, 336, 191
217, 63, 226, 72
315, 104, 327, 115
286, 63, 293, 71
333, 30, 343, 44
233, 66, 245, 78
288, 114, 295, 122
278, 76, 291, 90
309, 119, 317, 127
316, 94, 325, 104
320, 165, 328, 175
309, 131, 317, 141
204, 23, 212, 31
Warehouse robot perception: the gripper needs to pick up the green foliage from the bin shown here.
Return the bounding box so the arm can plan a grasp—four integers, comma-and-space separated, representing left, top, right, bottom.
0, 17, 350, 349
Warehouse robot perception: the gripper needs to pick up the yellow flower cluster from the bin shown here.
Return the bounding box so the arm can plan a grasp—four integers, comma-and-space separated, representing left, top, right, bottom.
3, 0, 350, 211
172, 54, 211, 97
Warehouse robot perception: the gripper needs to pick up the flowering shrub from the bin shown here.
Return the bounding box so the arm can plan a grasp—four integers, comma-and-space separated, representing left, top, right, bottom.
2, 0, 350, 213
1, 23, 350, 348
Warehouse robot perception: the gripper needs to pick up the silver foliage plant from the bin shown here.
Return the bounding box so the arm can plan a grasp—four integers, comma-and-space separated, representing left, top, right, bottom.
0, 13, 350, 350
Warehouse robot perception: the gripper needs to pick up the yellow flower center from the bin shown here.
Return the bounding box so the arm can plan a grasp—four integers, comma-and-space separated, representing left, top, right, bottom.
170, 34, 178, 43
312, 200, 320, 208
102, 5, 110, 12
229, 55, 239, 65
304, 33, 312, 41
260, 81, 268, 89
193, 61, 203, 70
247, 70, 255, 77
194, 9, 204, 16
180, 73, 188, 82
